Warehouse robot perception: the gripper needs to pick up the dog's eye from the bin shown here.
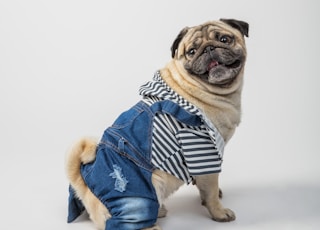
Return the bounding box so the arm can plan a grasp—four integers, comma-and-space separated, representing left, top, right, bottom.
187, 48, 197, 56
220, 35, 234, 44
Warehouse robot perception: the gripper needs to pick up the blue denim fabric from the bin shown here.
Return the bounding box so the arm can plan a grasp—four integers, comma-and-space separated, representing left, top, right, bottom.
68, 100, 202, 229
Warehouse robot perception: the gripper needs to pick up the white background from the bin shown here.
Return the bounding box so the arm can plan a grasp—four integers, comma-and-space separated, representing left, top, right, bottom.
1, 0, 319, 229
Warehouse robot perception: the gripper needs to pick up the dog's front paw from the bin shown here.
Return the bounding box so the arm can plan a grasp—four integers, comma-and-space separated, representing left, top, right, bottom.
211, 208, 236, 222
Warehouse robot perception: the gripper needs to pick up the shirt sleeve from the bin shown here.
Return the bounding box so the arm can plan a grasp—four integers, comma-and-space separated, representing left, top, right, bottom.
176, 127, 222, 175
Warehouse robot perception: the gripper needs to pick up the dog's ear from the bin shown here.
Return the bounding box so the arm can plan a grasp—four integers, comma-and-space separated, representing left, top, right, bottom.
220, 19, 249, 37
171, 27, 189, 58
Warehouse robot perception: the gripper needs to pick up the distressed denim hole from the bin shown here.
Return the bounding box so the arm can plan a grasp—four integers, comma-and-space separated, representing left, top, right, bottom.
109, 164, 128, 192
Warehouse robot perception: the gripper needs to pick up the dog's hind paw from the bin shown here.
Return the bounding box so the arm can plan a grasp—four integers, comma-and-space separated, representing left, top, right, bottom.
142, 224, 162, 230
158, 204, 168, 218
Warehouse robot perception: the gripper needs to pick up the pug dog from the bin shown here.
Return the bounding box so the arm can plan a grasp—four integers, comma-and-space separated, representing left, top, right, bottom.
66, 19, 249, 230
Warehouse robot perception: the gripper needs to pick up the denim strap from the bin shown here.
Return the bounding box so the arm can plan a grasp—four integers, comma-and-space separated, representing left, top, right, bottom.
150, 100, 202, 127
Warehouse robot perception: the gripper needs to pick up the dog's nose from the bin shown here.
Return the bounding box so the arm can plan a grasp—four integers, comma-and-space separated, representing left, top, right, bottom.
203, 46, 215, 53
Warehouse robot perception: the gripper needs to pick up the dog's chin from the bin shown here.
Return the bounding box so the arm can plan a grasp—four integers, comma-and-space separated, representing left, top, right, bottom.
197, 62, 242, 87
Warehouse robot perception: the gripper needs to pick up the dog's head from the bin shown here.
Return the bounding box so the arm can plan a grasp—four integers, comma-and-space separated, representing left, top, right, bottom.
171, 19, 249, 89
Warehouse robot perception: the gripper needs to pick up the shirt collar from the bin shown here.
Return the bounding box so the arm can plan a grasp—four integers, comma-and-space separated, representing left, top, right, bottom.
139, 71, 201, 116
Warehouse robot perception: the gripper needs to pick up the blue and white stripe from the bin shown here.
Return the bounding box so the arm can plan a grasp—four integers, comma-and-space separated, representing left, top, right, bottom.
139, 71, 224, 183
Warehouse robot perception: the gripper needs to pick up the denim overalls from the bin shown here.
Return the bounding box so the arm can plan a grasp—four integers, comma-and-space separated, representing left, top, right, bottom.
68, 99, 202, 230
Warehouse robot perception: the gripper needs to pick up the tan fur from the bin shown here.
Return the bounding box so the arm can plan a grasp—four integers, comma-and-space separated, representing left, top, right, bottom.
66, 19, 248, 229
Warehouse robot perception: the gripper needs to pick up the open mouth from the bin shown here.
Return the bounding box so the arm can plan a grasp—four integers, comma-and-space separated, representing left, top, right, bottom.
201, 59, 242, 86
207, 59, 241, 72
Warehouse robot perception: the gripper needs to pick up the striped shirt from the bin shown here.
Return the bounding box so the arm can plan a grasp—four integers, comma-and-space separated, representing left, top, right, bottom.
139, 71, 225, 184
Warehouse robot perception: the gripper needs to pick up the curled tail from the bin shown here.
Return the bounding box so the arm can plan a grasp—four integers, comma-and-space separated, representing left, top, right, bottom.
66, 138, 98, 223
66, 138, 98, 195
66, 138, 111, 228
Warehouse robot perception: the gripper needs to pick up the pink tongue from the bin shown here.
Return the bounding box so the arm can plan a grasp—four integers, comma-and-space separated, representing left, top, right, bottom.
208, 60, 219, 70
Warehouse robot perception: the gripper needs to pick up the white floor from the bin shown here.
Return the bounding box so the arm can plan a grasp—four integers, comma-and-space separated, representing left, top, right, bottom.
1, 137, 319, 230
